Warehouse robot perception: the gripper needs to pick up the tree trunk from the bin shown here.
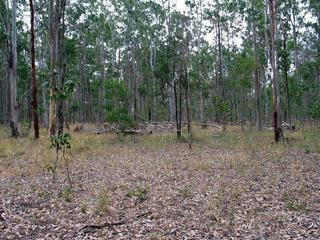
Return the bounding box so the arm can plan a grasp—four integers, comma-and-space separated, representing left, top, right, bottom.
269, 0, 283, 142
57, 3, 66, 135
185, 69, 192, 149
29, 0, 40, 139
282, 23, 291, 125
217, 19, 224, 100
173, 81, 181, 139
48, 0, 58, 136
48, 0, 66, 136
9, 0, 19, 137
291, 0, 299, 83
252, 0, 262, 131
168, 84, 175, 122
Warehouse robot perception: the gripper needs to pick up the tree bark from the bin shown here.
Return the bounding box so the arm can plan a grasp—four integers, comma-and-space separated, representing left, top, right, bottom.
185, 69, 192, 149
8, 0, 19, 137
48, 0, 66, 136
269, 0, 283, 142
29, 0, 40, 139
57, 2, 66, 135
282, 23, 291, 125
48, 0, 58, 136
173, 81, 181, 139
290, 0, 299, 83
252, 0, 262, 131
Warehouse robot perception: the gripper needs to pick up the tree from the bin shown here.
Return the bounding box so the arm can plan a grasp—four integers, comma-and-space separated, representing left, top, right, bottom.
269, 0, 283, 142
0, 0, 318, 138
29, 0, 40, 139
48, 0, 67, 136
251, 0, 262, 130
8, 0, 19, 137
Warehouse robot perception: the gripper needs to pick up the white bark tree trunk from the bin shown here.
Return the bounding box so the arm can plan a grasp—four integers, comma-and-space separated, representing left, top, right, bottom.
9, 0, 19, 137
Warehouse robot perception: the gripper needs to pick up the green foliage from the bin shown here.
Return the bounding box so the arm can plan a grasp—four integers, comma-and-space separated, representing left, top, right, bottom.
211, 96, 232, 121
50, 133, 72, 151
58, 186, 72, 202
126, 186, 148, 204
44, 163, 55, 174
95, 188, 109, 215
49, 133, 72, 186
105, 78, 133, 129
283, 193, 310, 213
2, 0, 319, 132
56, 80, 76, 101
310, 101, 320, 120
37, 188, 50, 198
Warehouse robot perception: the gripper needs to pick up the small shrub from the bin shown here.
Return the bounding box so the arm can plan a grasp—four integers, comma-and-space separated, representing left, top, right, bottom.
282, 194, 310, 213
207, 183, 241, 225
49, 133, 72, 187
193, 161, 210, 171
0, 148, 7, 158
36, 188, 50, 198
149, 233, 165, 240
303, 145, 311, 154
178, 184, 194, 199
126, 186, 148, 204
59, 186, 72, 202
80, 202, 88, 214
96, 188, 109, 215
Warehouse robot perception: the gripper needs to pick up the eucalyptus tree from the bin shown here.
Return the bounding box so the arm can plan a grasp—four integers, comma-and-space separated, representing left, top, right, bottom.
29, 0, 40, 139
249, 0, 263, 130
203, 0, 241, 124
1, 0, 20, 137
0, 0, 9, 125
185, 0, 207, 123
268, 0, 283, 142
48, 0, 67, 136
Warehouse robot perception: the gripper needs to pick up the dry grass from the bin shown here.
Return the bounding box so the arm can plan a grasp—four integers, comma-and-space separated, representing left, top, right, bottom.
0, 124, 319, 239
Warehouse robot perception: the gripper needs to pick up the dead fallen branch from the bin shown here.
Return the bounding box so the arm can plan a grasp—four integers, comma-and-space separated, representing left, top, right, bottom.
81, 211, 152, 233
93, 122, 222, 135
146, 122, 222, 130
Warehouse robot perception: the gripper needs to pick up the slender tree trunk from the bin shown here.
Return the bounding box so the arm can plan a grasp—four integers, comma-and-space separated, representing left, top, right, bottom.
29, 0, 40, 139
57, 3, 66, 135
291, 1, 299, 82
48, 0, 66, 136
149, 43, 156, 122
9, 0, 19, 137
252, 0, 262, 131
42, 82, 48, 127
168, 84, 175, 122
282, 24, 291, 125
173, 81, 181, 139
185, 69, 192, 149
97, 35, 106, 123
269, 0, 283, 142
217, 20, 224, 100
200, 93, 204, 123
48, 0, 58, 136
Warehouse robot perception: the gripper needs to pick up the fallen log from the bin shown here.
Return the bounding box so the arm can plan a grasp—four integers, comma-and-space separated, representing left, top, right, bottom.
144, 122, 222, 130
122, 129, 151, 135
81, 211, 152, 233
94, 122, 222, 135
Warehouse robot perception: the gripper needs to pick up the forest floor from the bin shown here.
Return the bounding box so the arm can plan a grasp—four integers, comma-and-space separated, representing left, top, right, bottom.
0, 125, 319, 239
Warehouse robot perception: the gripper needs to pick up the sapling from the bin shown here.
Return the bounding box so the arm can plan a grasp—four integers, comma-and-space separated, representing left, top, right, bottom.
50, 133, 72, 187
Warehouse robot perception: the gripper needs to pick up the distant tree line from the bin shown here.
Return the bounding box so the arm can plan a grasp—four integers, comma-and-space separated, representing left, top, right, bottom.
0, 0, 319, 142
